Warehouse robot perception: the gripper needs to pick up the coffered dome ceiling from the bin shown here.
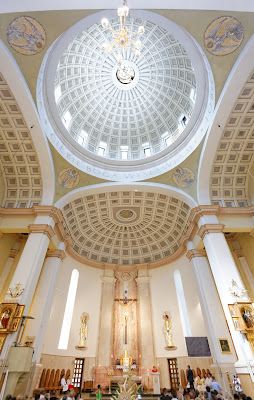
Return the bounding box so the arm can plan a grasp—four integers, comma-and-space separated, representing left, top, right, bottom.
39, 10, 214, 181
54, 17, 196, 161
62, 191, 190, 266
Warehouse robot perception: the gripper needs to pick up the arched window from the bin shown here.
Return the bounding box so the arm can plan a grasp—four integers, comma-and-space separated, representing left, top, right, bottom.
58, 269, 79, 349
174, 269, 192, 337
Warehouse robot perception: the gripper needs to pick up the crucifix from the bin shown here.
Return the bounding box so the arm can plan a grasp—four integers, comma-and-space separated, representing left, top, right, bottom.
115, 288, 137, 344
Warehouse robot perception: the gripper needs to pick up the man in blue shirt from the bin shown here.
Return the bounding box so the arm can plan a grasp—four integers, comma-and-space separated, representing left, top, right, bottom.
211, 376, 222, 392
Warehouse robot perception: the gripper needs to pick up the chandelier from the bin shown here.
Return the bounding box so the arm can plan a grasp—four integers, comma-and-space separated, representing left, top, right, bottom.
101, 0, 145, 65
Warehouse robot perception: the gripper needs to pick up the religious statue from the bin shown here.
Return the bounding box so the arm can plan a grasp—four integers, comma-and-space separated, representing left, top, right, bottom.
75, 312, 89, 350
163, 311, 176, 350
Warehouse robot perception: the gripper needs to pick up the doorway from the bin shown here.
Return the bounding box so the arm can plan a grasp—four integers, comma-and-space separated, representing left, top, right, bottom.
168, 358, 180, 390
72, 358, 84, 392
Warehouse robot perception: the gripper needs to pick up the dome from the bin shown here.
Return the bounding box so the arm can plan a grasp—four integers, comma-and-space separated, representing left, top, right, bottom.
54, 17, 196, 161
38, 10, 214, 181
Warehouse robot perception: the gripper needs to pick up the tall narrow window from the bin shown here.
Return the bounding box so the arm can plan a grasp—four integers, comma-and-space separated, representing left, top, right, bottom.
174, 269, 192, 337
58, 269, 79, 349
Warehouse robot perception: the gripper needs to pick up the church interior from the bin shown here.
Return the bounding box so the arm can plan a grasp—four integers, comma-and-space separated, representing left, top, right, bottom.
1, 0, 254, 398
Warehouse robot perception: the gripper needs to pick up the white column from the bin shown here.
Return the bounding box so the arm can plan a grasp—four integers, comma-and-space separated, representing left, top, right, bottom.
232, 241, 254, 296
1, 216, 55, 359
0, 241, 21, 295
198, 217, 254, 378
24, 243, 66, 362
186, 244, 236, 393
136, 269, 155, 367
97, 270, 116, 366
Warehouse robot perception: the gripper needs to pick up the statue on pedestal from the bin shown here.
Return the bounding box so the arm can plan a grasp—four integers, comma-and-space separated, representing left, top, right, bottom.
75, 312, 89, 350
163, 311, 176, 350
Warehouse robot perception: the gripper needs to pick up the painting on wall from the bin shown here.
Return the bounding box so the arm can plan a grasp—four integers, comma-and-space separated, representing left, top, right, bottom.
218, 338, 232, 353
204, 16, 244, 56
0, 333, 7, 352
0, 303, 17, 332
7, 16, 47, 56
58, 168, 80, 189
172, 167, 195, 188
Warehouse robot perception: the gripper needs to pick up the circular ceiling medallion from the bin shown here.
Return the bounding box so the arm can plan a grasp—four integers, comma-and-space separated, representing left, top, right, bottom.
173, 167, 194, 187
204, 16, 244, 56
116, 64, 135, 84
58, 168, 80, 188
38, 10, 214, 181
7, 16, 47, 55
118, 209, 134, 219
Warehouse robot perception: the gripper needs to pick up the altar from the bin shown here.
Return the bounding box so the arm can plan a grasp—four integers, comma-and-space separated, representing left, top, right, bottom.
109, 375, 142, 393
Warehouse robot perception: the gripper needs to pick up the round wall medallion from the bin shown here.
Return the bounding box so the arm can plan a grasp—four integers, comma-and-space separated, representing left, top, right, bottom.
121, 272, 131, 281
58, 168, 80, 188
173, 167, 194, 188
7, 16, 47, 55
204, 16, 244, 56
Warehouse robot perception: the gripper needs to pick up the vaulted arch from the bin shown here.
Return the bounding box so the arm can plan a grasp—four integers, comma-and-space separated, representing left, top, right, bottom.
0, 40, 55, 207
198, 34, 254, 206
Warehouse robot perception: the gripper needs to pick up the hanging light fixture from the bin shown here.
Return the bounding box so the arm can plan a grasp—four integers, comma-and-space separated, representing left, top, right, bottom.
101, 0, 145, 65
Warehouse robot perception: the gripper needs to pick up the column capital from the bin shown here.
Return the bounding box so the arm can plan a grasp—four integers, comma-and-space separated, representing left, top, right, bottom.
233, 249, 244, 258
101, 276, 116, 284
9, 249, 19, 259
28, 224, 55, 240
186, 249, 207, 261
198, 224, 225, 240
135, 276, 151, 284
46, 249, 66, 261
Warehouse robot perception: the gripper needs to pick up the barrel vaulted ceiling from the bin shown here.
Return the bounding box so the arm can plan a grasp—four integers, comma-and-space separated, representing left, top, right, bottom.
210, 69, 254, 207
0, 72, 43, 208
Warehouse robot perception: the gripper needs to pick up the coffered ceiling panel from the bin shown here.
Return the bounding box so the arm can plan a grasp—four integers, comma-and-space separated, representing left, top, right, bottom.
0, 73, 43, 208
62, 190, 190, 265
210, 69, 254, 207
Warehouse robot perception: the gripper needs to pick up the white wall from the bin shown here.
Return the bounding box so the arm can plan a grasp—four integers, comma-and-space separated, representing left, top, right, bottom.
150, 255, 207, 358
42, 255, 102, 357
42, 253, 207, 360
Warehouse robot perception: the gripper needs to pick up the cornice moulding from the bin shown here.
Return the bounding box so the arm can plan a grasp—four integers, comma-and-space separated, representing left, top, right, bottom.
198, 224, 225, 240
9, 249, 19, 259
233, 249, 244, 258
189, 205, 254, 224
1, 205, 253, 270
186, 249, 207, 261
28, 224, 55, 240
46, 249, 66, 261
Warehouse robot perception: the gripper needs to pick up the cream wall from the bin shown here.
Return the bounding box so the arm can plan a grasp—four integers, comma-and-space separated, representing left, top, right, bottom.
150, 255, 208, 359
0, 234, 25, 302
41, 255, 102, 358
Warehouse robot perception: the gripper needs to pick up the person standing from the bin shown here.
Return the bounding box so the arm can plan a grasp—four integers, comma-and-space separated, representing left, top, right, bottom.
233, 373, 243, 394
60, 374, 68, 393
96, 385, 102, 400
205, 373, 212, 388
211, 376, 221, 392
187, 366, 194, 389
